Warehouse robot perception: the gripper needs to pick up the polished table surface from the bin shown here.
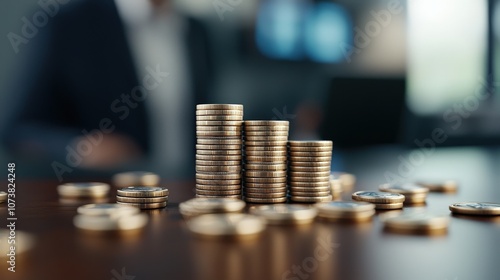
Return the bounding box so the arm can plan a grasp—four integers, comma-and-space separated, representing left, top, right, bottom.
1, 146, 500, 280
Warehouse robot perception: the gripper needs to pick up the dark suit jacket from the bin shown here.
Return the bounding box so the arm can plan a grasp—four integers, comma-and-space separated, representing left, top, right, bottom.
3, 0, 212, 161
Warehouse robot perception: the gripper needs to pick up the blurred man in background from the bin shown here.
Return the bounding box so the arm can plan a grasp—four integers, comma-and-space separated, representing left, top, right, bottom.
2, 0, 213, 178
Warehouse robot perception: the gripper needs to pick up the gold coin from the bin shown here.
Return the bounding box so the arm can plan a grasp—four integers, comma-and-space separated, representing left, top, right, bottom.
195, 194, 242, 199
288, 171, 331, 177
196, 173, 242, 180
244, 140, 288, 146
186, 213, 265, 237
352, 191, 405, 203
288, 146, 332, 152
245, 146, 288, 152
244, 186, 287, 193
116, 201, 167, 209
244, 182, 287, 188
374, 202, 404, 210
449, 202, 500, 215
249, 205, 317, 225
196, 189, 242, 196
245, 197, 288, 203
244, 192, 287, 198
288, 176, 331, 183
245, 155, 287, 162
244, 163, 287, 171
196, 109, 243, 116
245, 150, 288, 157
196, 115, 243, 121
244, 136, 289, 141
112, 172, 160, 188
197, 139, 242, 145
403, 194, 428, 204
196, 120, 243, 126
196, 165, 242, 172
197, 104, 243, 110
244, 120, 289, 126
196, 144, 242, 150
379, 183, 429, 195
116, 196, 168, 203
196, 131, 242, 137
288, 161, 331, 167
196, 154, 242, 161
117, 186, 169, 198
416, 180, 458, 193
288, 181, 330, 187
244, 170, 287, 178
197, 149, 242, 155
244, 131, 289, 136
245, 177, 287, 183
196, 184, 241, 191
244, 125, 289, 131
289, 186, 331, 192
288, 140, 332, 147
196, 160, 241, 166
289, 165, 331, 172
288, 156, 331, 162
197, 126, 242, 131
196, 179, 241, 185
290, 195, 332, 203
288, 151, 332, 157
57, 182, 110, 198
289, 191, 331, 197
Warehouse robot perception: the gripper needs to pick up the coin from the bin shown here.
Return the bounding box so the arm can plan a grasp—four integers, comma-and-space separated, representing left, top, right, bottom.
289, 186, 331, 192
290, 195, 332, 203
403, 194, 428, 204
289, 191, 331, 197
288, 176, 331, 183
288, 181, 330, 187
244, 125, 289, 131
288, 171, 331, 177
245, 150, 288, 157
245, 155, 287, 162
244, 170, 287, 178
196, 173, 242, 180
244, 120, 289, 126
331, 172, 356, 189
249, 205, 317, 225
315, 201, 375, 214
245, 197, 288, 203
244, 141, 288, 147
180, 198, 246, 212
196, 189, 242, 196
112, 172, 160, 187
244, 182, 287, 188
117, 186, 169, 198
245, 177, 287, 183
197, 126, 242, 132
187, 213, 265, 237
196, 160, 241, 166
373, 202, 403, 210
288, 146, 332, 152
244, 163, 287, 171
289, 156, 331, 162
352, 191, 405, 203
57, 182, 110, 198
197, 149, 242, 155
77, 203, 140, 217
0, 191, 7, 203
196, 179, 242, 185
195, 194, 242, 199
196, 109, 243, 116
196, 120, 243, 126
416, 180, 458, 193
196, 144, 242, 150
244, 136, 289, 141
379, 183, 429, 195
116, 201, 167, 209
245, 146, 288, 152
73, 213, 149, 231
197, 131, 242, 137
116, 196, 168, 203
288, 140, 332, 147
244, 131, 289, 136
289, 166, 331, 172
196, 154, 242, 161
196, 165, 242, 172
449, 202, 500, 215
289, 161, 331, 167
196, 115, 243, 121
288, 151, 332, 157
197, 104, 243, 110
197, 139, 242, 145
195, 184, 241, 190
317, 210, 375, 222
244, 192, 287, 198
381, 212, 449, 233
244, 186, 288, 193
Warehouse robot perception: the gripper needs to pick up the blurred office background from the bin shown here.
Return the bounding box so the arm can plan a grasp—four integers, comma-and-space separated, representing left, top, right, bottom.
0, 0, 498, 179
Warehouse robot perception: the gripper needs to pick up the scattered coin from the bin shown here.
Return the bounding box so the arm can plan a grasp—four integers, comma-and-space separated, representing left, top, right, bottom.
381, 212, 449, 234
187, 213, 266, 237
0, 191, 7, 203
449, 202, 500, 216
379, 183, 429, 195
57, 182, 110, 198
416, 180, 458, 193
116, 201, 168, 209
250, 204, 317, 225
352, 191, 405, 204
331, 172, 356, 190
315, 201, 375, 221
77, 203, 140, 217
74, 213, 149, 231
373, 202, 404, 210
180, 198, 246, 214
112, 171, 160, 187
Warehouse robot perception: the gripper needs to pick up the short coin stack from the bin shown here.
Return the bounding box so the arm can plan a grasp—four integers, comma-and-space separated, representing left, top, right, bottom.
74, 203, 148, 231
352, 191, 405, 210
116, 186, 169, 209
315, 201, 375, 222
195, 104, 244, 199
379, 183, 429, 205
243, 120, 289, 204
288, 141, 333, 203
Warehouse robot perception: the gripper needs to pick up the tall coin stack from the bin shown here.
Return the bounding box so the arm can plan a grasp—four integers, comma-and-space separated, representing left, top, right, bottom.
243, 121, 289, 204
288, 141, 333, 203
195, 104, 244, 198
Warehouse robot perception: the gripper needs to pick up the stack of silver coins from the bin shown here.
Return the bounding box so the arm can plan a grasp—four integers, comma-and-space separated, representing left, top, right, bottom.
288, 141, 333, 203
195, 104, 244, 198
243, 120, 289, 204
116, 186, 169, 209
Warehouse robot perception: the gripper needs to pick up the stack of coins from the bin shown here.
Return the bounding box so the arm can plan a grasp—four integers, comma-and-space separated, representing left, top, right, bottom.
242, 120, 289, 204
112, 171, 160, 188
416, 180, 458, 193
179, 197, 246, 219
116, 186, 169, 209
288, 141, 333, 203
73, 203, 148, 231
379, 183, 429, 205
0, 191, 6, 203
381, 212, 449, 235
331, 172, 356, 192
352, 191, 405, 210
57, 182, 110, 198
196, 104, 244, 199
186, 213, 266, 239
449, 202, 500, 216
249, 204, 318, 225
315, 201, 375, 222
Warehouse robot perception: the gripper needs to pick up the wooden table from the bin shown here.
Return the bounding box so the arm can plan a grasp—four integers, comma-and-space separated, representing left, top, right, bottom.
1, 146, 499, 280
